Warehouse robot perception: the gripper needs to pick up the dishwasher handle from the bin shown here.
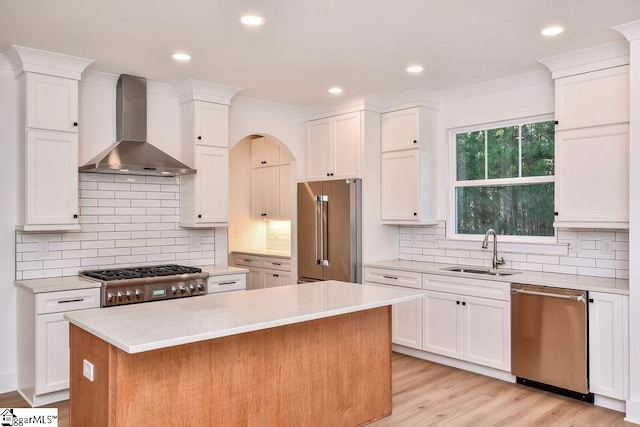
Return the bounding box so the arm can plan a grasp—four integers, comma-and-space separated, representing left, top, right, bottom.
511, 287, 586, 303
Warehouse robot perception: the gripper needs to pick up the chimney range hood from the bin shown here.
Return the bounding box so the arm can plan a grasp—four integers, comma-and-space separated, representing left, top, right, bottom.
79, 74, 196, 176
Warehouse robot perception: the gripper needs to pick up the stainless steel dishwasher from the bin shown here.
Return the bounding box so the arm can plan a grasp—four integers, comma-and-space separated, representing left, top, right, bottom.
511, 284, 594, 402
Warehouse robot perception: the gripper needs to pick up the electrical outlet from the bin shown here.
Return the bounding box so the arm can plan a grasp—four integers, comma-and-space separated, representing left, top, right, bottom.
83, 359, 94, 382
601, 239, 612, 255
235, 229, 242, 238
189, 236, 202, 250
37, 241, 49, 257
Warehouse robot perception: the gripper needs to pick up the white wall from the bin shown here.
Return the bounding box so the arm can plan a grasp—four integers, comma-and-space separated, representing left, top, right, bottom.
0, 60, 17, 393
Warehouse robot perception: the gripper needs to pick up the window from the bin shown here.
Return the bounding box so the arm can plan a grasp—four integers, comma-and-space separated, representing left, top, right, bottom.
453, 119, 555, 238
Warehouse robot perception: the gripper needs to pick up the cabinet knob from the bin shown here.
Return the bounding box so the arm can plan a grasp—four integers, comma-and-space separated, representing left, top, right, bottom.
261, 161, 267, 164
198, 214, 202, 218
73, 122, 78, 127
273, 274, 279, 278
413, 139, 417, 144
456, 301, 460, 305
73, 214, 78, 219
197, 136, 202, 140
554, 212, 559, 216
413, 212, 417, 216
462, 301, 466, 306
327, 173, 330, 177
588, 298, 594, 303
554, 120, 559, 125
330, 173, 334, 176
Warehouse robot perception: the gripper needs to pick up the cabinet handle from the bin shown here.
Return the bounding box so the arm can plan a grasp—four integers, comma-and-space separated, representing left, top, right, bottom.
588, 298, 594, 303
73, 122, 78, 127
58, 298, 84, 304
261, 161, 267, 164
242, 259, 253, 262
197, 136, 202, 140
554, 120, 559, 125
219, 281, 237, 286
554, 212, 558, 216
73, 214, 78, 219
271, 262, 282, 266
273, 274, 280, 278
382, 275, 398, 280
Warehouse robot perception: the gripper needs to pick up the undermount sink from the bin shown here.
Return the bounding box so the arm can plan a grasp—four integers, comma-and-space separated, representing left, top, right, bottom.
440, 266, 521, 276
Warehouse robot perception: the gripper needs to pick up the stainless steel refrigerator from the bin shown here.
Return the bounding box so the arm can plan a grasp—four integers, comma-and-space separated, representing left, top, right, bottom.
297, 179, 362, 283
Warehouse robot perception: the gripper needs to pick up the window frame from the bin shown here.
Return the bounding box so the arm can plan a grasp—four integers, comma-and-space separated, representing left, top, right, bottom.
448, 114, 556, 243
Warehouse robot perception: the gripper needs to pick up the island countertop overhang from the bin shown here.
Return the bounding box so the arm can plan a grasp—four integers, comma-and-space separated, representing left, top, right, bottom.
64, 281, 424, 354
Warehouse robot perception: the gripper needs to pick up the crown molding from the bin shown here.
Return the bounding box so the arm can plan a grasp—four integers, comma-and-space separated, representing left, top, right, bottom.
301, 94, 386, 121
4, 45, 94, 80
613, 19, 640, 42
175, 79, 241, 105
538, 41, 629, 79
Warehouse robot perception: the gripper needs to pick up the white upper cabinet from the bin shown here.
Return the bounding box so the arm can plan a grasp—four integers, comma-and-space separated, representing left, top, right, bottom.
10, 45, 93, 231
179, 100, 230, 227
180, 145, 228, 226
305, 111, 362, 180
382, 108, 420, 151
26, 73, 79, 132
554, 124, 629, 228
380, 106, 438, 225
552, 65, 630, 229
251, 136, 281, 168
25, 130, 79, 229
555, 66, 629, 131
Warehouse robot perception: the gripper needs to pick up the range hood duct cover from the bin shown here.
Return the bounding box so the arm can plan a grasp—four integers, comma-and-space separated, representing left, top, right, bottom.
79, 74, 196, 176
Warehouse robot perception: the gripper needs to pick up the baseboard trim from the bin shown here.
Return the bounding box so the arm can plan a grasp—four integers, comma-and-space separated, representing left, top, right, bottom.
625, 398, 640, 424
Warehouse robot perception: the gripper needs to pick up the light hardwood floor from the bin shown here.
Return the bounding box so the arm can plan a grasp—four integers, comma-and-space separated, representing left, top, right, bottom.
0, 353, 633, 426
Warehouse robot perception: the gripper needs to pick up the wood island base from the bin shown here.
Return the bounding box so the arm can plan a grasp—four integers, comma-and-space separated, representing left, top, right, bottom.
69, 306, 392, 426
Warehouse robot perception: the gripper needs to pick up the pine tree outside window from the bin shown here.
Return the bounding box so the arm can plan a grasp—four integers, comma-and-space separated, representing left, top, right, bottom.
453, 118, 555, 239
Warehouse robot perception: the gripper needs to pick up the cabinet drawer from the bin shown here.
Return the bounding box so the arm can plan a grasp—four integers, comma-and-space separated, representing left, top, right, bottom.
207, 274, 247, 294
233, 254, 262, 268
364, 268, 422, 289
423, 274, 510, 301
262, 257, 291, 271
36, 288, 101, 314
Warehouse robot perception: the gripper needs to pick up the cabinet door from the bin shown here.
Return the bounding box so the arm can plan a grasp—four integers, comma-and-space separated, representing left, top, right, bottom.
382, 108, 419, 151
422, 291, 463, 359
306, 118, 332, 180
195, 146, 228, 223
251, 136, 280, 168
332, 112, 362, 179
251, 168, 268, 219
195, 102, 228, 147
26, 73, 78, 132
279, 164, 292, 220
392, 299, 423, 350
247, 268, 264, 290
36, 313, 70, 394
462, 296, 510, 371
381, 150, 420, 221
589, 292, 628, 399
555, 124, 628, 227
263, 269, 284, 288
555, 66, 629, 130
25, 130, 79, 229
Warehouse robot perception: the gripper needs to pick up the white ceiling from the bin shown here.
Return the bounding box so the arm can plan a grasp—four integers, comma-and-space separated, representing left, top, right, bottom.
1, 1, 640, 106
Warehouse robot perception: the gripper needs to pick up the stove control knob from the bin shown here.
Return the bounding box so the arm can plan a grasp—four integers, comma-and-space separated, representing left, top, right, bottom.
107, 292, 114, 303
180, 286, 188, 294
197, 283, 204, 292
135, 289, 143, 299
125, 291, 132, 300
188, 284, 196, 293
172, 286, 178, 295
116, 292, 123, 301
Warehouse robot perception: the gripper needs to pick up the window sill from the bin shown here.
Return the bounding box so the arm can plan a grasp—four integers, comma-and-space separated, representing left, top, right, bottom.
436, 237, 569, 256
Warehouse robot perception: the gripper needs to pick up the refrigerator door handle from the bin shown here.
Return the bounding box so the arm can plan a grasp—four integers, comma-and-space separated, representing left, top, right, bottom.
320, 195, 329, 266
314, 195, 321, 265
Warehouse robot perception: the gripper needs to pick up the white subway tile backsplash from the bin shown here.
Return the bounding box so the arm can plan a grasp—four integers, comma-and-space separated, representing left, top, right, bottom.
16, 173, 216, 279
398, 222, 629, 279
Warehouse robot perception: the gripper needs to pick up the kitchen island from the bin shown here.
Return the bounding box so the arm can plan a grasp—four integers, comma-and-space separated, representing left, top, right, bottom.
64, 281, 424, 426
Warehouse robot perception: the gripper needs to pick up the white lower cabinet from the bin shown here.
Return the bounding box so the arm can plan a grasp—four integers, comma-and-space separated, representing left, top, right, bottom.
17, 286, 101, 406
588, 292, 629, 400
364, 267, 423, 350
231, 252, 292, 289
206, 273, 247, 294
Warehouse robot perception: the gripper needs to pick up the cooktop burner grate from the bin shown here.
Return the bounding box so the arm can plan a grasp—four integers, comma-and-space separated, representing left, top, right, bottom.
81, 264, 202, 281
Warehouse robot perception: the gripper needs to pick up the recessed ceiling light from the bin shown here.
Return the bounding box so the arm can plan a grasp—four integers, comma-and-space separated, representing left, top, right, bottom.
171, 53, 192, 61
406, 65, 424, 74
541, 26, 564, 36
328, 87, 343, 95
240, 15, 265, 26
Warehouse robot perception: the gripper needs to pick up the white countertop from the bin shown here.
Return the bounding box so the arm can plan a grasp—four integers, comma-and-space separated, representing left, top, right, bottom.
15, 275, 101, 293
15, 265, 247, 293
64, 281, 424, 354
231, 249, 291, 258
365, 260, 629, 295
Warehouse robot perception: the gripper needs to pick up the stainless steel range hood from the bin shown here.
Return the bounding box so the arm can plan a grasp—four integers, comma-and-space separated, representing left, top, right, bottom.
79, 75, 196, 176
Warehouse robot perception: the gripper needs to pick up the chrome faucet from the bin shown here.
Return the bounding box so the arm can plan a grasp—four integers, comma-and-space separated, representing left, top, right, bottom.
482, 229, 505, 269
